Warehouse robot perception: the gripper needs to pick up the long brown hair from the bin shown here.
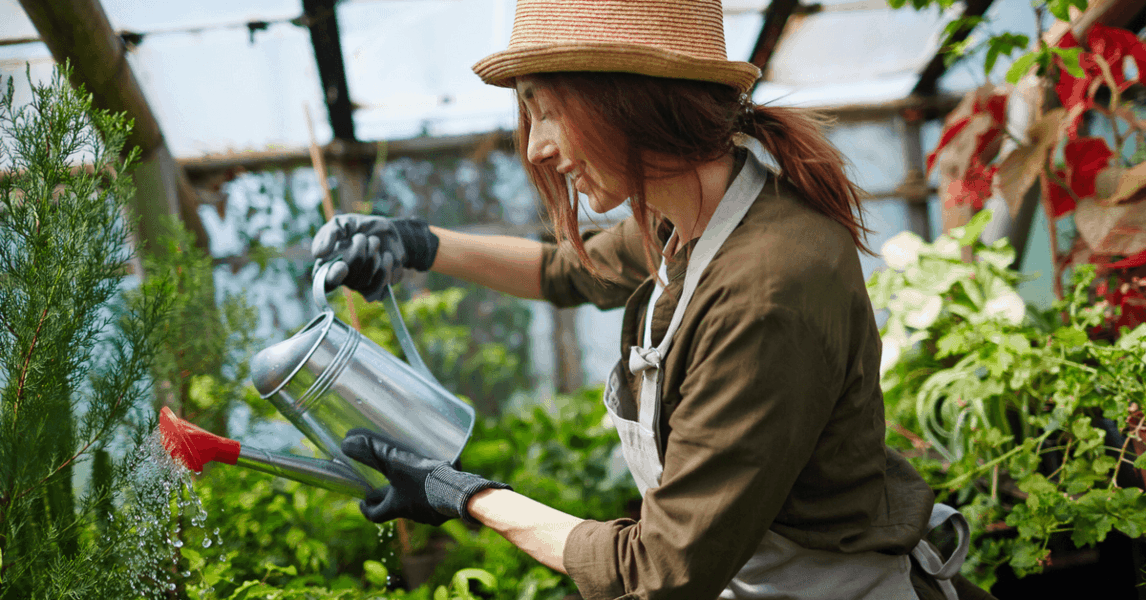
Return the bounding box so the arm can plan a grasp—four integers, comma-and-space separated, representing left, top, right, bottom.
516, 72, 873, 279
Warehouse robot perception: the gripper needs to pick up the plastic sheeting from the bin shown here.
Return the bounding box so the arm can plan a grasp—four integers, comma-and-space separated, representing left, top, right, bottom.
0, 0, 1008, 159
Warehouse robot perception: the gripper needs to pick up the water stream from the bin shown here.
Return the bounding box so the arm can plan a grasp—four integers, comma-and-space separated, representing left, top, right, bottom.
105, 429, 224, 599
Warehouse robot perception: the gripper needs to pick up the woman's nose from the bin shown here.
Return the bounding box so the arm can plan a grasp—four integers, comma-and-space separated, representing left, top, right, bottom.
527, 126, 557, 166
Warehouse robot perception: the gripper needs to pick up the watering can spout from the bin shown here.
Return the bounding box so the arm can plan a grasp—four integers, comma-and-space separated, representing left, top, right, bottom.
158, 407, 372, 498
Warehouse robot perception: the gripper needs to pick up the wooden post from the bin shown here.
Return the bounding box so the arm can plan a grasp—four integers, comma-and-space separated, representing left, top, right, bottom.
553, 306, 583, 395
17, 0, 209, 255
897, 112, 932, 242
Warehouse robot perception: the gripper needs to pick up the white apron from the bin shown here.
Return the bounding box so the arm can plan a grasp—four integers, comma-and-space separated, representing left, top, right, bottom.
602, 137, 969, 600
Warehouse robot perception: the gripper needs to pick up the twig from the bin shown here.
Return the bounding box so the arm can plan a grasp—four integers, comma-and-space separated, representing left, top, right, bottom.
0, 312, 16, 339
1042, 160, 1078, 301
1092, 55, 1126, 158
14, 306, 49, 413
303, 105, 361, 332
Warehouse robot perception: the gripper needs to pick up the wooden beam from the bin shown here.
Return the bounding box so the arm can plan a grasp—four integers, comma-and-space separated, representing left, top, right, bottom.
749, 0, 800, 76
301, 0, 356, 142
16, 0, 209, 254
912, 0, 996, 97
180, 131, 517, 185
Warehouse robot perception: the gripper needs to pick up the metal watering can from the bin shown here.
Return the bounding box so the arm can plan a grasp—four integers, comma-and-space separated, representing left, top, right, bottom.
158, 262, 476, 497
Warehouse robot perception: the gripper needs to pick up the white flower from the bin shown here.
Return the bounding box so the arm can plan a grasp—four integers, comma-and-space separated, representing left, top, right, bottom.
881, 231, 925, 270
985, 290, 1026, 326
904, 292, 943, 330
932, 236, 961, 259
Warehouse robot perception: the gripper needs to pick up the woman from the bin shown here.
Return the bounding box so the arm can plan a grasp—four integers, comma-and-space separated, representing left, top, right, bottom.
312, 1, 981, 598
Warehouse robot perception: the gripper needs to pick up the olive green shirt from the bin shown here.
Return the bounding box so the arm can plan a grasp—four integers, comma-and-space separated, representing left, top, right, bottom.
538, 175, 936, 600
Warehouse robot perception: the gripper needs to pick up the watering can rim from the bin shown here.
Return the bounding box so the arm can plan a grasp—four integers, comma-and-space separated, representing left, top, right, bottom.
254, 310, 335, 399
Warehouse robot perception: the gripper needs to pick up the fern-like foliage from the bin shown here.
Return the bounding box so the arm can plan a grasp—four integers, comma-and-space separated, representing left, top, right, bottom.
0, 63, 178, 599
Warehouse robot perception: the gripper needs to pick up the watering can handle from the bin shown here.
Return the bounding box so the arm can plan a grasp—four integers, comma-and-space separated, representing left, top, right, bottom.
311, 261, 435, 382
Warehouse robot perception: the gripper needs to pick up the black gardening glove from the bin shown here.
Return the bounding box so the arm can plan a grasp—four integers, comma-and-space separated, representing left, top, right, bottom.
310, 214, 439, 301
340, 428, 510, 526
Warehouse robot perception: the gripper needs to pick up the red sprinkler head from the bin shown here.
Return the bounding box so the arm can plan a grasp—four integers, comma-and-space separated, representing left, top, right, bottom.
159, 406, 241, 472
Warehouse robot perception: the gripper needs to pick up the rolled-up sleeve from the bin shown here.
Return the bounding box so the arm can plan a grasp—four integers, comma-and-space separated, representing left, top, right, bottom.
563, 305, 839, 599
539, 217, 652, 309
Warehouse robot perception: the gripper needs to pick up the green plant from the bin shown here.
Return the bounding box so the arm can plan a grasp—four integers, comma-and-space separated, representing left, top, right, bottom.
407, 386, 637, 599
870, 211, 1146, 588
0, 64, 179, 598
139, 217, 260, 436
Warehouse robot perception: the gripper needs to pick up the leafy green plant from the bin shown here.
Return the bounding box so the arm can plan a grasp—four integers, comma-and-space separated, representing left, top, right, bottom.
870, 211, 1146, 589
139, 217, 260, 436
0, 64, 180, 598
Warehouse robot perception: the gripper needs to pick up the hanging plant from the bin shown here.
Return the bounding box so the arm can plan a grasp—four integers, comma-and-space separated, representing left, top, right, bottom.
926, 16, 1146, 337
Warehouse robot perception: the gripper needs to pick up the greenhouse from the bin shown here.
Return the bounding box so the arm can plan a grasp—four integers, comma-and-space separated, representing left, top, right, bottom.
1, 0, 1145, 598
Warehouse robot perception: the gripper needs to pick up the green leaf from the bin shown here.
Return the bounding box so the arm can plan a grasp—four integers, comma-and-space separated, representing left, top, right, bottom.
943, 15, 986, 38
363, 560, 389, 588
886, 0, 908, 8
956, 209, 993, 246
1054, 327, 1088, 348
1010, 543, 1050, 570
1134, 453, 1146, 469
1006, 51, 1041, 84
1050, 46, 1085, 78
1092, 455, 1117, 475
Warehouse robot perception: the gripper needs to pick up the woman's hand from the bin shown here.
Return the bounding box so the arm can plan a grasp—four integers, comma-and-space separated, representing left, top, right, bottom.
340, 428, 509, 525
311, 215, 439, 301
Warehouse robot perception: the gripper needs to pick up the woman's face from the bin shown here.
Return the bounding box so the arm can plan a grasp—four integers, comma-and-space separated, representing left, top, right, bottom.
516, 77, 628, 214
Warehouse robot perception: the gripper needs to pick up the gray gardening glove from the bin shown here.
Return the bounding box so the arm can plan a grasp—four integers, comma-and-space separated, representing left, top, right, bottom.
340, 428, 510, 526
310, 215, 439, 301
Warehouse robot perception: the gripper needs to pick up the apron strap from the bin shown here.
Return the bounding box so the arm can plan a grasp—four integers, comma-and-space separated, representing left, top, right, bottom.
910, 504, 971, 600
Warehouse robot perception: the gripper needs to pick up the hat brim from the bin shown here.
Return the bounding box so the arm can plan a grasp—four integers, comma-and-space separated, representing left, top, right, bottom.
473, 43, 761, 95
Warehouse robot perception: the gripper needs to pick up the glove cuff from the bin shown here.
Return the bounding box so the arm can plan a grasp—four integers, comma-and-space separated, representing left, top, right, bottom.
426, 464, 512, 525
392, 218, 439, 272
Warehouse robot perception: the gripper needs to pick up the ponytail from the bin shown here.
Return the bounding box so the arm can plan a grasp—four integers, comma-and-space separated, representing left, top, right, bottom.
742, 104, 874, 255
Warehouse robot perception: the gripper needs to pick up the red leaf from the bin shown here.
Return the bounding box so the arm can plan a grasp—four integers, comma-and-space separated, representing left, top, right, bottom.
927, 116, 973, 175
1104, 248, 1146, 271
1047, 168, 1076, 217
1115, 289, 1146, 331
981, 94, 1008, 124
1088, 24, 1142, 90
1064, 137, 1115, 198
973, 125, 1004, 163
945, 159, 996, 211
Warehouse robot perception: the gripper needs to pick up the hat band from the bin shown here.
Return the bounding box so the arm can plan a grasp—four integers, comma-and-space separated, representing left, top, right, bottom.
473, 43, 761, 94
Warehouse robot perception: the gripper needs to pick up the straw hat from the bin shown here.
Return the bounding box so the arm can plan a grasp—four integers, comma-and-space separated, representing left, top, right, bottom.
472, 0, 761, 94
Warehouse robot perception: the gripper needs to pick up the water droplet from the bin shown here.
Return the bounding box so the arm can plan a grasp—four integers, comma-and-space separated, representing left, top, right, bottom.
173, 539, 184, 548
202, 538, 212, 548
